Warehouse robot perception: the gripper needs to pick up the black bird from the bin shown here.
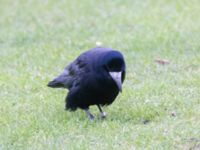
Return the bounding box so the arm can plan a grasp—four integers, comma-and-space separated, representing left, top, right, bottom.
47, 47, 126, 120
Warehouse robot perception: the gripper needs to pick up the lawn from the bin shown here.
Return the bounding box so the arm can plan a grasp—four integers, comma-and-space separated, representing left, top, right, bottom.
0, 0, 200, 149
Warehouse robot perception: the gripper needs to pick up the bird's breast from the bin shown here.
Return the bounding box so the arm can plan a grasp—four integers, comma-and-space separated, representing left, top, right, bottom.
83, 73, 119, 105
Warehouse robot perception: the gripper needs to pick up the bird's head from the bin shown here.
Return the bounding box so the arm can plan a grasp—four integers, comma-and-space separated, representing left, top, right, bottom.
101, 50, 126, 92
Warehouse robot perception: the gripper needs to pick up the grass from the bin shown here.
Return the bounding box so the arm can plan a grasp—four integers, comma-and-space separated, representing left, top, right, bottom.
0, 0, 200, 149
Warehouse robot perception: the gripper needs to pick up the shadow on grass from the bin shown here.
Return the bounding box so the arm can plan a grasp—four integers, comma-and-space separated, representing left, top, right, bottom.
54, 104, 162, 126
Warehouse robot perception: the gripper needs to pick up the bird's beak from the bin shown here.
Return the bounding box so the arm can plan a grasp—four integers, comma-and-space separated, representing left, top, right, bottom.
109, 71, 122, 92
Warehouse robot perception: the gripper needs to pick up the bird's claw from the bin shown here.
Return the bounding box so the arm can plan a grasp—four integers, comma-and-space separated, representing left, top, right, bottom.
100, 112, 106, 119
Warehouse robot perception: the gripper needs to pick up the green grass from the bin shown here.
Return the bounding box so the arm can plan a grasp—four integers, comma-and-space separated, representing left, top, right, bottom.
0, 0, 200, 149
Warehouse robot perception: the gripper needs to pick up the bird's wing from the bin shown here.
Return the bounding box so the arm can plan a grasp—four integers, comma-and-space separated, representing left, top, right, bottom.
47, 54, 90, 89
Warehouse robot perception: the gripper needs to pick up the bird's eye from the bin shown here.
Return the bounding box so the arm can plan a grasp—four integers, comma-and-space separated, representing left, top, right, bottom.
103, 65, 109, 72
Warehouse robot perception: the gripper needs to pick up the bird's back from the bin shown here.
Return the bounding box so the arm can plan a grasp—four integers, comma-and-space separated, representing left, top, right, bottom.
47, 47, 115, 89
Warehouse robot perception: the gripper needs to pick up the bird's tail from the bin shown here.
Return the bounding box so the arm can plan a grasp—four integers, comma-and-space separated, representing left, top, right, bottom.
47, 80, 63, 88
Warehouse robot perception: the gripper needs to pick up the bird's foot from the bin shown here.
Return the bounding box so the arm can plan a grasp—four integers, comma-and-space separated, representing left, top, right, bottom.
100, 112, 106, 119
85, 108, 95, 121
88, 113, 95, 121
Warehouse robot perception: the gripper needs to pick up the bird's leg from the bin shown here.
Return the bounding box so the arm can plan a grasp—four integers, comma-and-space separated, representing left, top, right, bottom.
97, 105, 106, 118
84, 108, 94, 121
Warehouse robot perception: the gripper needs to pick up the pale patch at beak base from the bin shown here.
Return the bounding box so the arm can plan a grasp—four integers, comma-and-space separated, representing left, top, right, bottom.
109, 71, 122, 92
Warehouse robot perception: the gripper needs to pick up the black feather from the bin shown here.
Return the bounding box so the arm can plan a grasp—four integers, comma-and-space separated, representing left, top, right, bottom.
48, 47, 126, 115
47, 80, 63, 88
